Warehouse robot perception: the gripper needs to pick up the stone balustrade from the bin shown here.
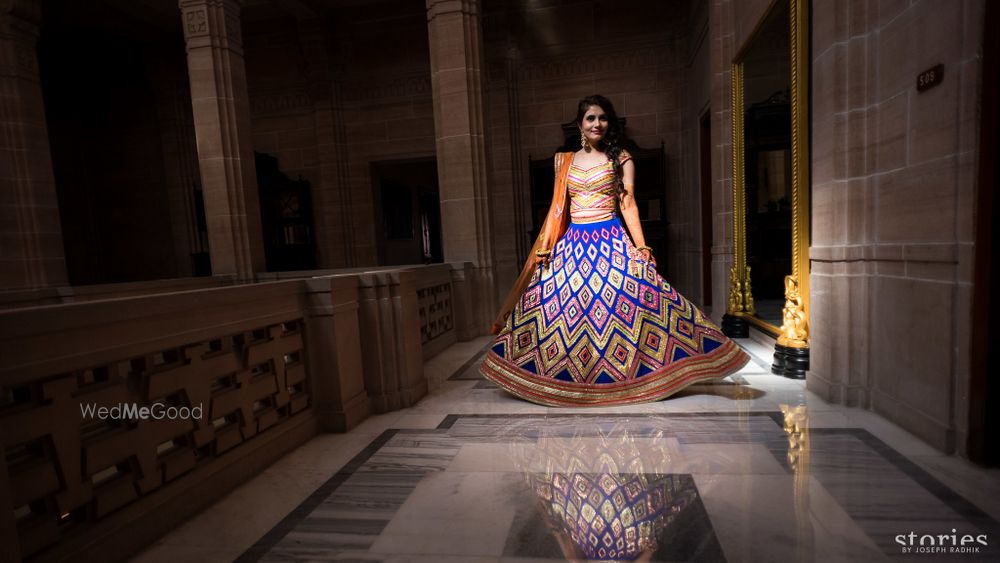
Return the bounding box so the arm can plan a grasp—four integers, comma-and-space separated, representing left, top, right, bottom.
0, 276, 241, 310
0, 263, 481, 562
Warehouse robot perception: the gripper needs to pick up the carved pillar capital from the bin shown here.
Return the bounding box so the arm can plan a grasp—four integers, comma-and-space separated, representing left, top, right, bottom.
178, 0, 243, 53
425, 0, 477, 20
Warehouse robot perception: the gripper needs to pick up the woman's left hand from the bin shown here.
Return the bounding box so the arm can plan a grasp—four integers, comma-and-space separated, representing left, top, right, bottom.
639, 248, 655, 265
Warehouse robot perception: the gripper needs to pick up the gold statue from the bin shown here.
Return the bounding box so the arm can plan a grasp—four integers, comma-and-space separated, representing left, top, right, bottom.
778, 275, 808, 346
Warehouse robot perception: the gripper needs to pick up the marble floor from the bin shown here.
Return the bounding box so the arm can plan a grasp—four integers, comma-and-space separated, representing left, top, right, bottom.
132, 337, 1000, 563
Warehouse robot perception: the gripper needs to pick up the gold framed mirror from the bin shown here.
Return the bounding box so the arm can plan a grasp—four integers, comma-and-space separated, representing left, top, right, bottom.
722, 0, 810, 378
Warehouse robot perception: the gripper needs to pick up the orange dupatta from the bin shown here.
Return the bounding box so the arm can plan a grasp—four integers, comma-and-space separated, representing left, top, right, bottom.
491, 151, 575, 334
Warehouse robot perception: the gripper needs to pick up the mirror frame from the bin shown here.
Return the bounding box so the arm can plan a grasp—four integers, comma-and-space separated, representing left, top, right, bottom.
727, 0, 811, 352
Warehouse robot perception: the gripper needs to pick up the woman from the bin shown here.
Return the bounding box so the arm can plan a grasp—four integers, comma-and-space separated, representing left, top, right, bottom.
481, 95, 749, 407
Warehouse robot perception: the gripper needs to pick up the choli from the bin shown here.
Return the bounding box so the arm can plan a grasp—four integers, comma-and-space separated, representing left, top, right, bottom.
567, 151, 631, 223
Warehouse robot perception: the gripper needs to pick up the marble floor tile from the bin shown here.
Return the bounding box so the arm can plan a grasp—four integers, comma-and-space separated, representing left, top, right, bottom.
361, 445, 461, 474
909, 454, 1000, 522
369, 472, 522, 557
379, 557, 499, 563
695, 474, 888, 563
270, 431, 380, 474
151, 465, 335, 550
130, 544, 246, 563
393, 414, 448, 429
498, 558, 568, 563
677, 442, 788, 475
841, 409, 945, 457
448, 443, 526, 472
350, 412, 407, 436
316, 471, 424, 521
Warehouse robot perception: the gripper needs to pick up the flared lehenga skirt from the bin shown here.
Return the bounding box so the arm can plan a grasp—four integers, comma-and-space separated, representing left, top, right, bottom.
481, 216, 750, 407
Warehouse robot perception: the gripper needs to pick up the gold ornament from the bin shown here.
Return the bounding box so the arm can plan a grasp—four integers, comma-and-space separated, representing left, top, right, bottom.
777, 275, 809, 347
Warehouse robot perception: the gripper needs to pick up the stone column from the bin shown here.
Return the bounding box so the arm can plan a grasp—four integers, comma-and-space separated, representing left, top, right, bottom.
0, 0, 68, 290
357, 272, 401, 413
356, 270, 428, 412
709, 0, 737, 326
390, 269, 428, 407
426, 0, 494, 333
178, 0, 265, 280
297, 18, 355, 269
449, 261, 477, 340
147, 57, 205, 278
304, 275, 371, 432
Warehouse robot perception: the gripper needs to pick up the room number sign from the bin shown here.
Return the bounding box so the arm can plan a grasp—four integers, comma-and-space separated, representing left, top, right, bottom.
917, 64, 944, 92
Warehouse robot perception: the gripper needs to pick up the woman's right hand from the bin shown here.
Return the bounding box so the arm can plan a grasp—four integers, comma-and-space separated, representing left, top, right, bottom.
638, 248, 656, 265
534, 248, 552, 267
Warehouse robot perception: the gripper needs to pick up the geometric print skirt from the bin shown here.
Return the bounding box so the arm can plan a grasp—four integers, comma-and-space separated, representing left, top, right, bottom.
481, 215, 750, 407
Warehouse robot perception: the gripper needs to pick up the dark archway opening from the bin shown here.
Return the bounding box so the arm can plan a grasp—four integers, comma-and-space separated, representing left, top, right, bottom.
370, 158, 442, 265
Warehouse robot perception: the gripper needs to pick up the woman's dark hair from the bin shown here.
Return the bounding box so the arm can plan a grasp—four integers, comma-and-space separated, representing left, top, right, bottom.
575, 94, 627, 198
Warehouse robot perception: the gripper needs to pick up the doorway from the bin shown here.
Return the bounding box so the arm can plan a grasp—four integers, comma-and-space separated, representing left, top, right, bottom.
255, 152, 318, 272
370, 158, 443, 265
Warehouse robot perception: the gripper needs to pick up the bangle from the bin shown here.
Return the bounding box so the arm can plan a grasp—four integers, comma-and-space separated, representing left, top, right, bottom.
635, 245, 652, 253
535, 249, 552, 257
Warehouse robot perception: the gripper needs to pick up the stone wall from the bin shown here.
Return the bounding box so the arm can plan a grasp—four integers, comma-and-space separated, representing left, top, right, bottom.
807, 0, 985, 454
707, 0, 737, 324
681, 0, 711, 307
334, 1, 435, 267
241, 1, 433, 269
481, 0, 696, 297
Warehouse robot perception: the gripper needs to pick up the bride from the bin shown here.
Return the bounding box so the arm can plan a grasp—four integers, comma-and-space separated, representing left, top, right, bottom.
480, 95, 749, 406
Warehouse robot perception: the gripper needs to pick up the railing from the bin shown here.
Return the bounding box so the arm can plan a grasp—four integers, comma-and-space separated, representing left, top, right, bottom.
0, 263, 482, 562
352, 263, 477, 413
417, 265, 456, 360
0, 276, 240, 310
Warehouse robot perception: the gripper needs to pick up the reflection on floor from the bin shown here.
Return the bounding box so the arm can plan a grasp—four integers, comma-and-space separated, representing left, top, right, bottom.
132, 337, 1000, 563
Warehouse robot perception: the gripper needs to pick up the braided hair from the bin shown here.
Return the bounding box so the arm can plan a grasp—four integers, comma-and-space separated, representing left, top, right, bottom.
575, 94, 627, 199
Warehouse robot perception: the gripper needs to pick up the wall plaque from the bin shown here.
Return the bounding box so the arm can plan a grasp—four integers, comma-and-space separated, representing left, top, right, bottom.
917, 64, 944, 92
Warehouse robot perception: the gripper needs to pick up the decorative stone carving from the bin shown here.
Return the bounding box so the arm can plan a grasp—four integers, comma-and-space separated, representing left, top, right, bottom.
1, 321, 308, 558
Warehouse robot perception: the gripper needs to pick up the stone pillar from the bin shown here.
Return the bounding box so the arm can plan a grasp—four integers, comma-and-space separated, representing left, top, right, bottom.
709, 0, 737, 325
297, 18, 355, 269
358, 272, 401, 413
357, 270, 428, 412
391, 270, 428, 406
426, 0, 494, 333
178, 0, 265, 280
449, 261, 477, 341
147, 57, 205, 278
304, 275, 371, 432
0, 0, 68, 290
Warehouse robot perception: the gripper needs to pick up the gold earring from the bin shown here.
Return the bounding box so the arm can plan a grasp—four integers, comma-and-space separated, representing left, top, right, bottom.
580, 130, 588, 150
